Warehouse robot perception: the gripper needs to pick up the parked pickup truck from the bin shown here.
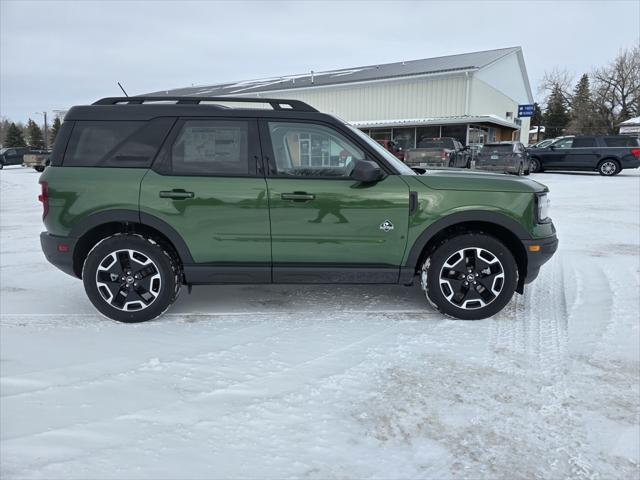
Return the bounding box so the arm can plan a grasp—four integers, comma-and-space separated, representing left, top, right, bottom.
527, 135, 640, 176
376, 139, 405, 161
404, 137, 471, 168
23, 151, 51, 172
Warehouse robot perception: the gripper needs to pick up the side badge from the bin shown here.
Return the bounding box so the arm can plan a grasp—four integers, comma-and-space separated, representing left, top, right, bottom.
379, 220, 394, 232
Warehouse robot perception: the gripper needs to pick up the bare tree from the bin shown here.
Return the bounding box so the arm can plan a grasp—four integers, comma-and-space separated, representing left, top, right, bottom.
538, 68, 574, 107
592, 46, 640, 133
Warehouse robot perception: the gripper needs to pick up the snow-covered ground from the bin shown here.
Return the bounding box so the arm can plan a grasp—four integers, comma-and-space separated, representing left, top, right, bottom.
1, 166, 639, 479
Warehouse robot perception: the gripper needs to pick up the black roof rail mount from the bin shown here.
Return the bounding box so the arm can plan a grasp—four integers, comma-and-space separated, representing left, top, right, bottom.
92, 96, 318, 112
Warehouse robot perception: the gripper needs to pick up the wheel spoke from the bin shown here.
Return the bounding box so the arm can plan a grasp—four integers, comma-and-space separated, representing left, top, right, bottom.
464, 249, 476, 271
97, 270, 121, 284
442, 269, 466, 281
134, 284, 156, 304
117, 251, 131, 274
111, 285, 130, 309
451, 282, 470, 305
135, 264, 158, 279
474, 281, 496, 303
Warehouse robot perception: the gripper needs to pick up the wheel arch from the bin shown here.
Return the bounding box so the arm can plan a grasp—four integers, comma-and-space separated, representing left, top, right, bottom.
70, 209, 193, 278
597, 157, 621, 170
405, 212, 530, 293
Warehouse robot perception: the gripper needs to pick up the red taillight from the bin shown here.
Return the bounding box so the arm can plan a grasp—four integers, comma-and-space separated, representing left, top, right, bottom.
38, 181, 49, 219
631, 149, 640, 158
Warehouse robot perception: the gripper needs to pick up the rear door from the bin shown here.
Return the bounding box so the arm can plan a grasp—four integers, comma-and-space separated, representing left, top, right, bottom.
260, 119, 410, 283
564, 136, 600, 168
139, 118, 271, 281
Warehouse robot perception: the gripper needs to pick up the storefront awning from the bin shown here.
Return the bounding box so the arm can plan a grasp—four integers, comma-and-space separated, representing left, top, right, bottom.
349, 115, 519, 130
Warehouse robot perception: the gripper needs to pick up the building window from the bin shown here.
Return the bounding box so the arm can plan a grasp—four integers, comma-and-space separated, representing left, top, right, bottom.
441, 125, 467, 144
416, 126, 441, 144
369, 129, 392, 142
468, 126, 489, 146
392, 127, 416, 150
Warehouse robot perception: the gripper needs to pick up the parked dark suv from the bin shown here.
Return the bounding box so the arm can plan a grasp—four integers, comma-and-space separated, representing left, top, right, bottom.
475, 142, 531, 175
0, 147, 30, 169
39, 96, 558, 323
528, 135, 640, 175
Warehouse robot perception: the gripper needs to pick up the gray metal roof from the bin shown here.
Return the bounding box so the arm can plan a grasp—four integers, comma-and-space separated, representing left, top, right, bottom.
147, 47, 522, 97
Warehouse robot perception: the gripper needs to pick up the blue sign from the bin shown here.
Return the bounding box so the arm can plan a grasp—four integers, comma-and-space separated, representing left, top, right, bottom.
518, 104, 535, 117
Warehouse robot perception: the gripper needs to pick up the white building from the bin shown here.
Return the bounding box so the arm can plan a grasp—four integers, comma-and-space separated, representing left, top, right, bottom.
151, 46, 534, 146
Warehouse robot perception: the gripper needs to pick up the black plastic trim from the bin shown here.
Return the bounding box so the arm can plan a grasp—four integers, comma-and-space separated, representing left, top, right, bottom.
404, 210, 533, 270
522, 234, 558, 284
68, 209, 195, 264
40, 232, 77, 277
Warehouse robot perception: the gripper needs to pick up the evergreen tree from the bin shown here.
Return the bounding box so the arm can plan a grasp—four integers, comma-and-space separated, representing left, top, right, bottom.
543, 86, 570, 138
50, 117, 62, 146
26, 118, 45, 149
529, 103, 544, 142
566, 74, 603, 134
4, 122, 26, 147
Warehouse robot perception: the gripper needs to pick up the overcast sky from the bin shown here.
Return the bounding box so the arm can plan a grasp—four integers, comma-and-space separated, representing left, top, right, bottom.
1, 0, 639, 123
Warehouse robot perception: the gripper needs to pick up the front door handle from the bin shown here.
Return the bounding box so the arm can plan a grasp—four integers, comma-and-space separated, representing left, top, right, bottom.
159, 189, 194, 199
281, 192, 316, 202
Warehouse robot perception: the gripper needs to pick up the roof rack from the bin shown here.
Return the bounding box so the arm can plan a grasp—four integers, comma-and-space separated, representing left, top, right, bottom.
92, 96, 318, 112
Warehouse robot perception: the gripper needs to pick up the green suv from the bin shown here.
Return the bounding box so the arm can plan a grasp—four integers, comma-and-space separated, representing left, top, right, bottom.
39, 96, 558, 322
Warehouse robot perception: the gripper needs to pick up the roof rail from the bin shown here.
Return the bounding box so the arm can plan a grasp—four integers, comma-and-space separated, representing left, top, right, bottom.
92, 96, 318, 112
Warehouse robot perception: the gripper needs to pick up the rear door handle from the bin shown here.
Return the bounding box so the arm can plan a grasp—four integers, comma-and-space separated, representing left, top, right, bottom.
281, 192, 316, 202
159, 189, 194, 199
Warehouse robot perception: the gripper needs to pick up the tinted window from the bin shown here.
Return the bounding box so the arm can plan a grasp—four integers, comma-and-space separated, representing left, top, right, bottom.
268, 122, 366, 178
572, 137, 596, 148
480, 145, 513, 154
603, 136, 640, 147
171, 120, 249, 175
417, 139, 455, 149
64, 120, 173, 168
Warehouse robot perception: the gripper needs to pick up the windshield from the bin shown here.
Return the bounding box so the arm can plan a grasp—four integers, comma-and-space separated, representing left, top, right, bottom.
344, 123, 416, 175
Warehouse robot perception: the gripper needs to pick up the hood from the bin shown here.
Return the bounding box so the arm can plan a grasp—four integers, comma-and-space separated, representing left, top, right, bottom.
415, 169, 548, 193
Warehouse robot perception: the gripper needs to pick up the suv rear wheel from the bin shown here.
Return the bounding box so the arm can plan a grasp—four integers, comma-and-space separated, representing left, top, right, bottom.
82, 234, 181, 322
421, 233, 518, 320
597, 159, 620, 176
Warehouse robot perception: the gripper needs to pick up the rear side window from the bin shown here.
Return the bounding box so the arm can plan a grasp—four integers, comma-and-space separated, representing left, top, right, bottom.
603, 136, 640, 147
572, 137, 596, 148
64, 118, 174, 167
171, 120, 250, 175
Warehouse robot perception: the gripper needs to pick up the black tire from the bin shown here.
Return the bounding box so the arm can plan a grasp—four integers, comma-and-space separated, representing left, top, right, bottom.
597, 159, 620, 176
82, 234, 181, 323
34, 166, 45, 172
420, 233, 518, 320
530, 157, 542, 173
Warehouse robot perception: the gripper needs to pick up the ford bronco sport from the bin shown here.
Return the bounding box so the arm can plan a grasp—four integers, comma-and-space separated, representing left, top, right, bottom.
39, 96, 558, 323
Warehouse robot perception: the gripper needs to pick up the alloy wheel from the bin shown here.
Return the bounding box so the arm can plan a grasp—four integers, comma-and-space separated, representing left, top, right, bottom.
600, 161, 617, 176
438, 247, 505, 310
95, 249, 162, 311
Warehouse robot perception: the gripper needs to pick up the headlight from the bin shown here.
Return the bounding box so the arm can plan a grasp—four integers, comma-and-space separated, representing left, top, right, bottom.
537, 193, 551, 223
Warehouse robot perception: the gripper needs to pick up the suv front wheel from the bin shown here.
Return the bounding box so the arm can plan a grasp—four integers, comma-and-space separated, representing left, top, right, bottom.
421, 233, 518, 320
82, 234, 181, 322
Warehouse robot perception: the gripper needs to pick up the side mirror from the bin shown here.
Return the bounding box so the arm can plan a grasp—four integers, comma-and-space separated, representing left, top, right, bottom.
548, 145, 555, 150
350, 160, 384, 183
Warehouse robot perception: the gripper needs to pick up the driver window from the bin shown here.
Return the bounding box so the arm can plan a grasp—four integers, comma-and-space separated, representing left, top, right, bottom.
554, 138, 573, 149
268, 122, 366, 178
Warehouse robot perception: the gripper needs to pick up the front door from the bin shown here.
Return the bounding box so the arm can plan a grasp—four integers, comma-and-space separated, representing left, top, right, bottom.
260, 119, 410, 283
140, 118, 271, 282
541, 137, 573, 168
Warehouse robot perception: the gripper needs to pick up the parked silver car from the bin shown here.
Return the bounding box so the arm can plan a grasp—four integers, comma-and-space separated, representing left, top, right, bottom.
475, 142, 530, 175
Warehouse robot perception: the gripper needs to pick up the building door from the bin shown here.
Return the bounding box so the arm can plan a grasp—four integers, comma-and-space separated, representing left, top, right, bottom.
260, 119, 410, 283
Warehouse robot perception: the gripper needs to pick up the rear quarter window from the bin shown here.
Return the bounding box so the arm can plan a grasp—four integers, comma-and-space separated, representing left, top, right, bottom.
63, 118, 174, 167
603, 136, 640, 147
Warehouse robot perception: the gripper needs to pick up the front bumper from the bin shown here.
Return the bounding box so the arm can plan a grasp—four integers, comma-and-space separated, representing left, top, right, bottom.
40, 232, 78, 278
522, 234, 559, 284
